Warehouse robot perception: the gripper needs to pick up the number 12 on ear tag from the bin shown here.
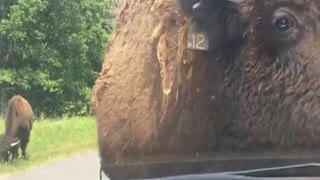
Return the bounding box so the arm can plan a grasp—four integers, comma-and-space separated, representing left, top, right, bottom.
187, 20, 210, 51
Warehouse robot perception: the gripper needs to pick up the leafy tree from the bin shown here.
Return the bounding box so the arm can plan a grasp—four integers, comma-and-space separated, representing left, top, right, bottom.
0, 0, 116, 117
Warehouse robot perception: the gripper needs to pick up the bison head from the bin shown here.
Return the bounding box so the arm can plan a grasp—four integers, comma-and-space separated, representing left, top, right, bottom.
179, 0, 320, 149
0, 135, 20, 163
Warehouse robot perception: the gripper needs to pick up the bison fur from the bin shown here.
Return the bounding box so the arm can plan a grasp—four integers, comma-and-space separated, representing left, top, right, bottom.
5, 95, 33, 159
94, 0, 320, 170
177, 0, 320, 149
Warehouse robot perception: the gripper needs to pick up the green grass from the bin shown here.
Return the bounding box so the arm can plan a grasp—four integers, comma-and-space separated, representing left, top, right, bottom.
0, 116, 98, 175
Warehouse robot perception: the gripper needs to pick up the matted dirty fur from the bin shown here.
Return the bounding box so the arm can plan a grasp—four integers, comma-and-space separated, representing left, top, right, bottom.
91, 0, 224, 164
92, 0, 320, 166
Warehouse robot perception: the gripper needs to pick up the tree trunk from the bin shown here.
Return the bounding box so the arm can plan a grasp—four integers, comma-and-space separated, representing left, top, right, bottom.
91, 0, 225, 165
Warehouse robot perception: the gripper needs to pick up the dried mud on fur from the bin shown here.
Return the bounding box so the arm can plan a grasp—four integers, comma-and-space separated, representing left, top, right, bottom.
89, 0, 216, 163
91, 0, 192, 118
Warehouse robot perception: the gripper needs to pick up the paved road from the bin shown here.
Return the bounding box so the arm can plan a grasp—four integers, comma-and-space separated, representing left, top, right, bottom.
0, 151, 110, 180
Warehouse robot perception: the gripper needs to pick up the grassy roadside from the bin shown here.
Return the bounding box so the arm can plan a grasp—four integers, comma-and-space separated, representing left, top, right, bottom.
0, 116, 97, 175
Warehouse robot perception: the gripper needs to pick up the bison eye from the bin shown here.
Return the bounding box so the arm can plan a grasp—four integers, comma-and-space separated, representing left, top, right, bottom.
275, 17, 293, 31
272, 10, 297, 35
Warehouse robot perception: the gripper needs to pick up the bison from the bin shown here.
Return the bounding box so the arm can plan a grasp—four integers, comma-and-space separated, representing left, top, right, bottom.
93, 0, 320, 177
5, 95, 33, 159
177, 0, 320, 150
0, 134, 20, 163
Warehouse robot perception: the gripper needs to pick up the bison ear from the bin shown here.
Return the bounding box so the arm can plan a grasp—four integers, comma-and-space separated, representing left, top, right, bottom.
10, 138, 20, 147
178, 0, 242, 20
178, 0, 208, 20
178, 0, 244, 51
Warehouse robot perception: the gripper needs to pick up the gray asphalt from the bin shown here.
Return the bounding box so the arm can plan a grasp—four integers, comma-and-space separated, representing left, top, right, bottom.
0, 151, 110, 180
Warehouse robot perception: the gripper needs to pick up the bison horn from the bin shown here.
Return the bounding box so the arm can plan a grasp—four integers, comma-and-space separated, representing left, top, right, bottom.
10, 139, 20, 147
192, 0, 242, 10
192, 1, 201, 10
227, 0, 245, 2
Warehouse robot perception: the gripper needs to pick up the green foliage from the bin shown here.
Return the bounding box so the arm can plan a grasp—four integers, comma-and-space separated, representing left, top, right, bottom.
0, 0, 116, 116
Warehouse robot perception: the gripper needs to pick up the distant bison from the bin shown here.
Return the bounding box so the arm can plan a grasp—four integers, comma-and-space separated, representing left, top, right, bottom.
93, 0, 320, 176
0, 134, 20, 163
5, 95, 33, 159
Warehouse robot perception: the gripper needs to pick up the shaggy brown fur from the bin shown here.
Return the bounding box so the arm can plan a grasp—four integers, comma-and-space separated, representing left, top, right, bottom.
91, 0, 320, 171
5, 95, 33, 159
